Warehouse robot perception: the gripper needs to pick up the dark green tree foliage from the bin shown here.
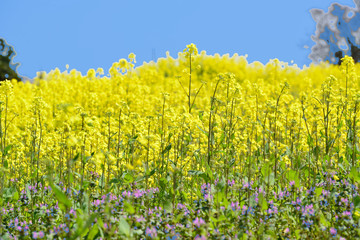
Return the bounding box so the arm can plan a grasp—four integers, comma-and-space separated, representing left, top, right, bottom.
0, 38, 21, 81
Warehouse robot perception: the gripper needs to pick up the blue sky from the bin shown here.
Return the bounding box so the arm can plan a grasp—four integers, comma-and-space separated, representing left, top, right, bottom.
1, 0, 357, 78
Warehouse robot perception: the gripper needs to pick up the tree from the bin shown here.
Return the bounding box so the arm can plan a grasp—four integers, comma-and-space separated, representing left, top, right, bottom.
0, 38, 21, 81
309, 0, 360, 64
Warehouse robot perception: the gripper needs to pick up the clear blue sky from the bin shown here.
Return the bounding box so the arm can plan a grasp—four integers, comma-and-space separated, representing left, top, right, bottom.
1, 0, 357, 78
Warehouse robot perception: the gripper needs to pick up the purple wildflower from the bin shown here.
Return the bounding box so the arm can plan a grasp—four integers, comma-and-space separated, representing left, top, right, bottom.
193, 217, 206, 228
145, 226, 157, 238
330, 227, 337, 236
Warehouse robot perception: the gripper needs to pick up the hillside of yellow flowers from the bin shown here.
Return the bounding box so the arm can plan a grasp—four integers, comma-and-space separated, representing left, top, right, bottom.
0, 44, 359, 189
2, 44, 360, 239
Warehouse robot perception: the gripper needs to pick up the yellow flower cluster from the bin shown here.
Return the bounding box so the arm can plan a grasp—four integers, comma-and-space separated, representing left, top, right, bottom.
1, 46, 359, 186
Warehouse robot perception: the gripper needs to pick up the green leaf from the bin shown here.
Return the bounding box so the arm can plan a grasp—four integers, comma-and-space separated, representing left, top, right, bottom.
161, 144, 172, 155
258, 193, 268, 211
288, 170, 300, 187
214, 191, 225, 206
13, 191, 19, 202
319, 212, 330, 227
123, 172, 134, 184
350, 167, 359, 181
86, 152, 95, 162
71, 214, 97, 240
188, 170, 204, 176
265, 172, 275, 186
128, 135, 138, 144
118, 216, 130, 237
216, 177, 226, 191
58, 203, 66, 212
3, 144, 12, 156
50, 183, 72, 208
26, 185, 32, 201
72, 153, 80, 163
159, 177, 168, 189
136, 168, 157, 183
315, 187, 323, 198
123, 200, 135, 214
288, 170, 296, 181
3, 159, 8, 169
228, 158, 236, 167
163, 199, 173, 213
197, 125, 208, 136
98, 174, 105, 188
354, 196, 360, 209
97, 217, 104, 229
76, 208, 84, 216
74, 172, 81, 179
204, 161, 213, 182
147, 168, 156, 177
188, 170, 210, 182
261, 162, 271, 178
109, 178, 120, 184
87, 223, 99, 240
